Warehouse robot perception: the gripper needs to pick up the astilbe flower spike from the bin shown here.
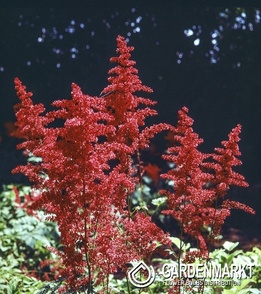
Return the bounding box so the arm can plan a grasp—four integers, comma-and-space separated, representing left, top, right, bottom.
102, 35, 170, 156
160, 107, 214, 255
160, 107, 254, 256
208, 124, 249, 197
101, 35, 171, 212
205, 124, 255, 236
12, 78, 53, 183
12, 36, 253, 292
13, 80, 123, 291
12, 36, 171, 293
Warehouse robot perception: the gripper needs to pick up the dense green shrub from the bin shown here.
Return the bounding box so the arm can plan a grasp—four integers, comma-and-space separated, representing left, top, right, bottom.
0, 185, 59, 293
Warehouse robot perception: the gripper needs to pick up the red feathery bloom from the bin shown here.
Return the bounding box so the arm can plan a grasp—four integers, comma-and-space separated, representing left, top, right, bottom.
160, 107, 213, 255
101, 35, 170, 210
207, 124, 249, 197
12, 36, 170, 292
12, 36, 253, 292
12, 79, 123, 290
160, 107, 253, 255
102, 35, 170, 152
12, 77, 52, 149
124, 212, 171, 261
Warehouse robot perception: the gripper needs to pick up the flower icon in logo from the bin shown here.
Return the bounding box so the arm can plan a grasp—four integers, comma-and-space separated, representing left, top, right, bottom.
128, 260, 156, 288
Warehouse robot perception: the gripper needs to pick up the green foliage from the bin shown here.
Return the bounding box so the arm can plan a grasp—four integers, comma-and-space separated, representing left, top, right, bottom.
1, 183, 260, 293
0, 270, 44, 294
130, 181, 168, 224
209, 244, 261, 293
0, 185, 60, 293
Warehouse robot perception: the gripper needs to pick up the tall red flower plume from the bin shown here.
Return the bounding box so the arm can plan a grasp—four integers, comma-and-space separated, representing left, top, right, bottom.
102, 35, 170, 151
11, 36, 253, 292
12, 36, 171, 292
100, 35, 170, 210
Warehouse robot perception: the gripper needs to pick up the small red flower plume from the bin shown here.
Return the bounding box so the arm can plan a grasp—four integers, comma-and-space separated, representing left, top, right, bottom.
160, 107, 254, 255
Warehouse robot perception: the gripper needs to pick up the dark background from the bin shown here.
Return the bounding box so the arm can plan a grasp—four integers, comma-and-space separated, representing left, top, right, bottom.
0, 4, 260, 242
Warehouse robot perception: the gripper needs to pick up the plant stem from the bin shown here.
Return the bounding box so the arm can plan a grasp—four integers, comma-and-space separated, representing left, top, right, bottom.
126, 273, 131, 294
84, 218, 92, 294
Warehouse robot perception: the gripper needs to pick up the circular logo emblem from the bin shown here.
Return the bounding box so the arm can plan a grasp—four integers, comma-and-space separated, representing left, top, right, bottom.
128, 261, 156, 288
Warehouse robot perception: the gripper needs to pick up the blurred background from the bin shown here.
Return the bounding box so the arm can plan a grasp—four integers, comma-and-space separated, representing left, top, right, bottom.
0, 4, 260, 243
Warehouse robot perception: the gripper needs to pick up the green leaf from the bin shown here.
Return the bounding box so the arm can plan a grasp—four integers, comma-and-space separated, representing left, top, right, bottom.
169, 237, 190, 251
151, 197, 167, 206
223, 241, 239, 252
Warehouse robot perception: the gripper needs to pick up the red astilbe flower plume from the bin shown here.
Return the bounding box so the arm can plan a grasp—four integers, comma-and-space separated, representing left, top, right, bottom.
101, 35, 170, 209
100, 35, 171, 269
124, 212, 171, 261
160, 107, 214, 255
12, 37, 171, 292
208, 124, 249, 197
12, 78, 51, 144
204, 124, 255, 236
12, 78, 53, 183
160, 108, 254, 256
102, 35, 170, 154
102, 35, 156, 130
12, 81, 124, 291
